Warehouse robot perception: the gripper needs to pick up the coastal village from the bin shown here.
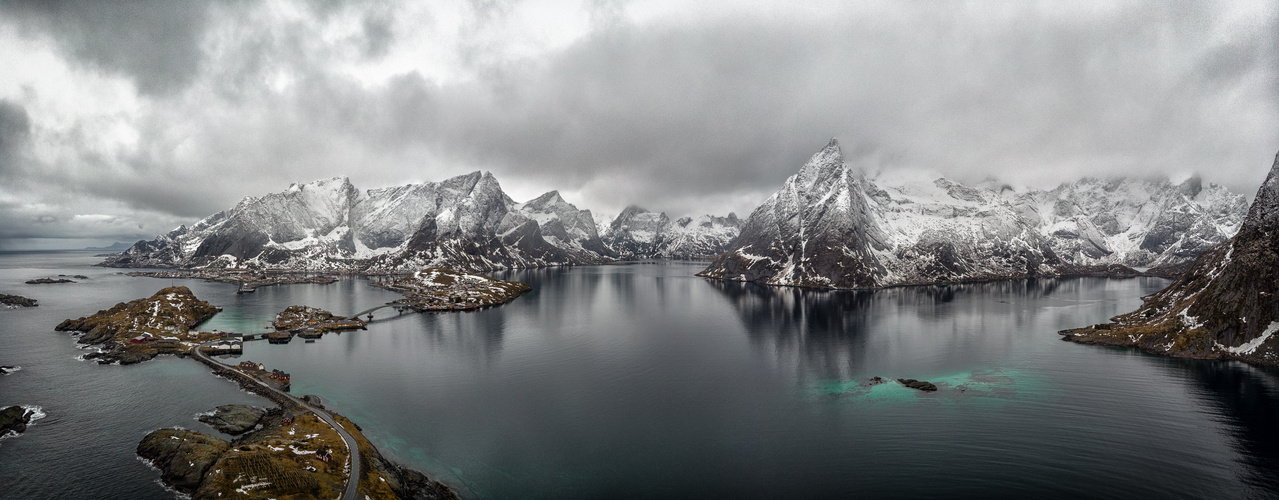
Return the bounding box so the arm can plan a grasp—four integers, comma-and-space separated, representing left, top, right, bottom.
127, 269, 337, 294
37, 266, 528, 498
268, 305, 367, 344
372, 267, 532, 312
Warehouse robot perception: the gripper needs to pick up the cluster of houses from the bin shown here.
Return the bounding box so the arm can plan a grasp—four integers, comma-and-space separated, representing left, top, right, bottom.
235, 360, 291, 383
201, 335, 244, 354
128, 332, 182, 348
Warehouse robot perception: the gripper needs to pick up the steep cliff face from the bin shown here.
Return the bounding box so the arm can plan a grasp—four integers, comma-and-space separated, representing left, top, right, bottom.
699, 139, 892, 288
100, 173, 610, 273
1061, 152, 1279, 365
699, 139, 1072, 288
601, 206, 743, 260
1012, 176, 1246, 267
700, 139, 1248, 290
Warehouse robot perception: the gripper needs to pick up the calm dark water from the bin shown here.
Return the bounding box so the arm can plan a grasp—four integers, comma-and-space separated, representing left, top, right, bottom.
3, 253, 1279, 498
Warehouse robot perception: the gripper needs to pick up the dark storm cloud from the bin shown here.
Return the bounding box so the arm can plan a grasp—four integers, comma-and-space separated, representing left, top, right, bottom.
1, 1, 1277, 249
0, 99, 31, 166
1, 0, 215, 95
360, 2, 1277, 214
360, 11, 395, 59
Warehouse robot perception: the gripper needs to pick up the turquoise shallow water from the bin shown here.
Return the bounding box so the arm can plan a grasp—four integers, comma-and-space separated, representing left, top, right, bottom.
5, 254, 1279, 498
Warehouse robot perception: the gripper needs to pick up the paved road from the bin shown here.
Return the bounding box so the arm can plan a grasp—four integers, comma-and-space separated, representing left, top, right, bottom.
194, 347, 361, 500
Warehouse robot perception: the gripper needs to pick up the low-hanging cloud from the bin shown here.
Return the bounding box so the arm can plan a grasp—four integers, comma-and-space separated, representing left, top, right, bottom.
0, 1, 1275, 249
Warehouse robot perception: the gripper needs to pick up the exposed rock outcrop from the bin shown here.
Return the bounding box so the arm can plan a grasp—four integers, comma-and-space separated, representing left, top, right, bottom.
603, 207, 743, 260
897, 379, 938, 391
142, 404, 457, 499
137, 428, 230, 491
0, 405, 40, 437
373, 267, 531, 311
54, 286, 220, 364
198, 405, 267, 435
0, 294, 37, 307
701, 138, 1246, 289
1061, 151, 1279, 366
100, 174, 610, 273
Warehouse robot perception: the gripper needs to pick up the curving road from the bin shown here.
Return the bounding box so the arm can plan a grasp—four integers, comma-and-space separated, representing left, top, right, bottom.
194, 346, 361, 500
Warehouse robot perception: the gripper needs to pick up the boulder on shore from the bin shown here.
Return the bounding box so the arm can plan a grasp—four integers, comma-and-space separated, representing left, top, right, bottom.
198, 405, 267, 435
0, 405, 37, 436
0, 294, 37, 307
897, 378, 938, 391
136, 428, 230, 492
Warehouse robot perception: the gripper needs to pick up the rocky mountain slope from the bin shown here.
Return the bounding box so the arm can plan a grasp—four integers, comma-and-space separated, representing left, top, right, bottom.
700, 139, 1247, 289
1010, 175, 1246, 268
102, 173, 612, 273
602, 206, 743, 260
1061, 152, 1279, 365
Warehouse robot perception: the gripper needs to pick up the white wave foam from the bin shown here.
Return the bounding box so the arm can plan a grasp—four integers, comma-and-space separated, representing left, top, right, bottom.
20, 405, 46, 424
0, 405, 46, 446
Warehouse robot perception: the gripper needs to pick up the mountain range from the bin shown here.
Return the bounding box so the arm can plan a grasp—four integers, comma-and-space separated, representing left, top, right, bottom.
102, 172, 743, 273
1061, 151, 1279, 366
103, 139, 1248, 285
698, 139, 1247, 288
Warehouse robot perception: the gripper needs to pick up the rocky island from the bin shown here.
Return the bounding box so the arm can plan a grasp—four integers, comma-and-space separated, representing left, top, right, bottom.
0, 294, 37, 307
150, 348, 458, 499
1, 405, 44, 440
140, 404, 455, 499
54, 286, 223, 364
373, 267, 531, 311
1061, 152, 1279, 366
25, 278, 74, 284
272, 305, 366, 339
127, 269, 337, 293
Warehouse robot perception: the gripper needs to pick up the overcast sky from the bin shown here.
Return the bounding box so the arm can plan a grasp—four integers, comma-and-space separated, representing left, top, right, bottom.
0, 1, 1276, 250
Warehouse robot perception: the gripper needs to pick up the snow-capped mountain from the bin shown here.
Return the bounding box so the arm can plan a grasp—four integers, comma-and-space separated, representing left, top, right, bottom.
102, 172, 610, 273
700, 139, 1248, 289
602, 206, 743, 260
1010, 176, 1247, 268
1061, 151, 1279, 366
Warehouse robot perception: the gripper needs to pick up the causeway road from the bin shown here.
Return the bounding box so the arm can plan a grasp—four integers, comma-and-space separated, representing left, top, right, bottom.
193, 346, 362, 500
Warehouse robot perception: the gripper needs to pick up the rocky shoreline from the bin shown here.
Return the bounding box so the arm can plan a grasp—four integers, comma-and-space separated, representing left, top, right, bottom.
0, 405, 44, 440
184, 353, 457, 499
372, 267, 531, 312
25, 277, 76, 284
127, 269, 337, 294
1060, 152, 1279, 367
54, 286, 222, 365
0, 294, 37, 307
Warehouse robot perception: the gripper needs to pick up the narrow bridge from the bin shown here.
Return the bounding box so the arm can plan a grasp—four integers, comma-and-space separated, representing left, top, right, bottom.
349, 302, 406, 321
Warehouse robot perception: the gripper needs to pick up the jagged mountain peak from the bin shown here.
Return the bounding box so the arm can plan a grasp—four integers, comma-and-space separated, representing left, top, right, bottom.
524, 190, 567, 208
286, 176, 353, 193
1061, 149, 1279, 366
791, 138, 848, 191
1240, 152, 1279, 235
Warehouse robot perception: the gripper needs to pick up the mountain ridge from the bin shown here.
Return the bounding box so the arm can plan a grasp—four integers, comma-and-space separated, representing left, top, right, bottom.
699, 139, 1248, 289
1060, 151, 1279, 366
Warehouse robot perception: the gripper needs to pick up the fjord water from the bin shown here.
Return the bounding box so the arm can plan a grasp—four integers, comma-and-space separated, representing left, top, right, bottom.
4, 254, 1279, 498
